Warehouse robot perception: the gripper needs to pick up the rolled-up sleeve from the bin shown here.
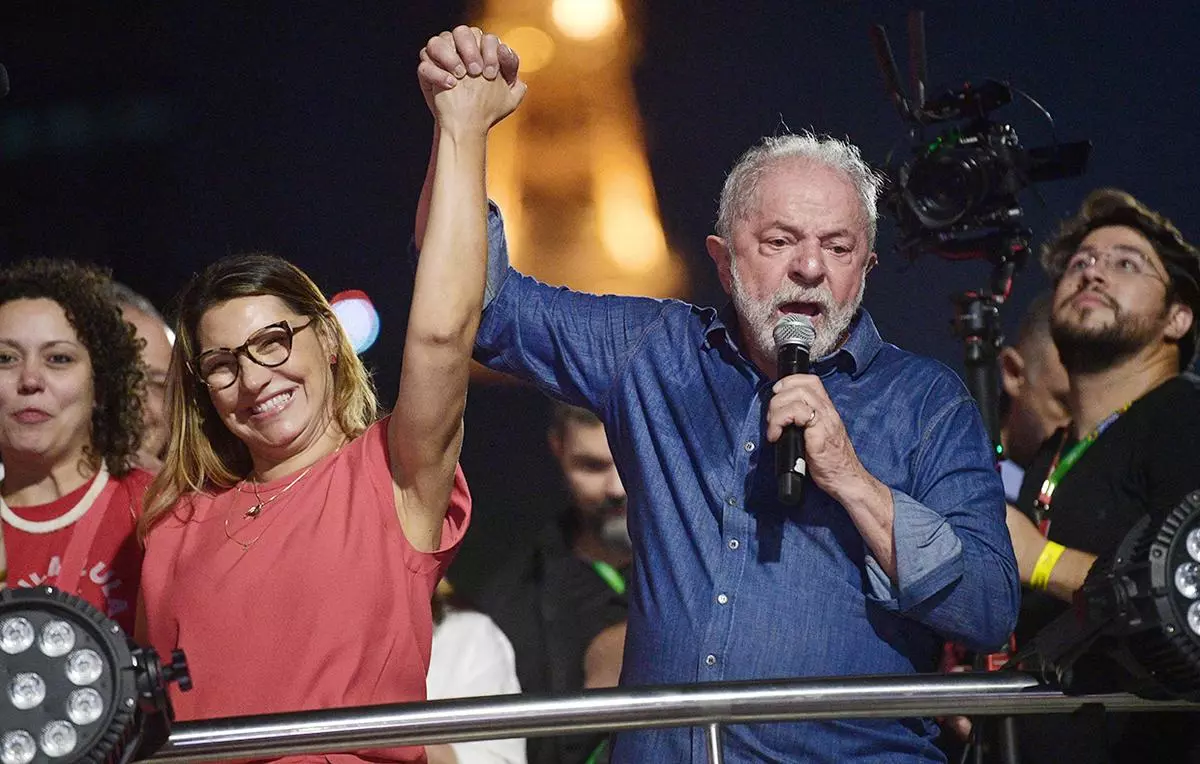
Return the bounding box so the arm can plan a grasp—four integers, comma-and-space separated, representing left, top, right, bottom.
865, 491, 964, 609
864, 394, 1019, 652
483, 201, 511, 308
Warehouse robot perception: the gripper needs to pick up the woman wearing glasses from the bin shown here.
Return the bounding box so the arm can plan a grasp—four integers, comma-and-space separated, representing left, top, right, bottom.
0, 259, 149, 633
138, 38, 526, 759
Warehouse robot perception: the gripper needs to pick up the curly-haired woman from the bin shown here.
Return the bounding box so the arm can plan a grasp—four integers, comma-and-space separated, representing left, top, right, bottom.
0, 258, 150, 633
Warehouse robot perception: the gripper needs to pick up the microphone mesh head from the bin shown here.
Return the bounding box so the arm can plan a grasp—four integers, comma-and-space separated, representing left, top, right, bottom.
773, 314, 815, 350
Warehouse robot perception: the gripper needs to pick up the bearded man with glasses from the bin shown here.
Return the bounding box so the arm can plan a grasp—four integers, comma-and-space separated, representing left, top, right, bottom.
1006, 188, 1200, 763
137, 36, 527, 764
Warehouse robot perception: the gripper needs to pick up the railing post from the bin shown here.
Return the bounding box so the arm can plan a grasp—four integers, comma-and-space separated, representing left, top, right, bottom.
706, 722, 723, 764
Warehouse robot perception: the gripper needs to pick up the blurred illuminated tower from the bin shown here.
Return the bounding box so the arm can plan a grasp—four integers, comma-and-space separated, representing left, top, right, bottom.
472, 0, 686, 297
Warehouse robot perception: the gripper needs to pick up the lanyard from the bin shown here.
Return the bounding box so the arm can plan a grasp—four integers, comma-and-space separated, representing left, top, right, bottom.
1033, 403, 1130, 536
584, 562, 626, 764
584, 740, 608, 764
591, 560, 626, 596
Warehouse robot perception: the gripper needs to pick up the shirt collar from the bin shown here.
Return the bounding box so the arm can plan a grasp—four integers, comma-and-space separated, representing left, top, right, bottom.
702, 303, 884, 379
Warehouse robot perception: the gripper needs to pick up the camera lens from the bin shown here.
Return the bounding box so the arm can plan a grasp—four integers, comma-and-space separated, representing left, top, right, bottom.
904, 152, 989, 229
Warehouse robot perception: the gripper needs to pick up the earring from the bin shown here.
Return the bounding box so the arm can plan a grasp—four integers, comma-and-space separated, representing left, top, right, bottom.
330, 354, 338, 365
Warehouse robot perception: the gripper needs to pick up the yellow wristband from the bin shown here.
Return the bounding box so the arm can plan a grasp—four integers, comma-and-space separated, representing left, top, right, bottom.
1030, 541, 1066, 591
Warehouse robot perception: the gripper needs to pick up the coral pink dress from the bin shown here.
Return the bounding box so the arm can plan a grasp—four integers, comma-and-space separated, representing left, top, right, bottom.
141, 419, 471, 763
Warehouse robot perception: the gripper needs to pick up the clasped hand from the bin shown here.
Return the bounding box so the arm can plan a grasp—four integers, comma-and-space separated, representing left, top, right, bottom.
418, 26, 526, 134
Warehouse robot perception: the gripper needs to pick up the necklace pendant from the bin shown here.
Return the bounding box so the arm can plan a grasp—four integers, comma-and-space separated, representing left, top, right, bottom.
245, 503, 264, 518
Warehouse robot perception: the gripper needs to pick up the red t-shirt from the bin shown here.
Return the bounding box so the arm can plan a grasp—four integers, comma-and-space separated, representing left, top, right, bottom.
141, 418, 471, 764
3, 468, 151, 635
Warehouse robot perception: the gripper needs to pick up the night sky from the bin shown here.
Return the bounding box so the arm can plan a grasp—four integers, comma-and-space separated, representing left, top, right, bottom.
3, 2, 1196, 587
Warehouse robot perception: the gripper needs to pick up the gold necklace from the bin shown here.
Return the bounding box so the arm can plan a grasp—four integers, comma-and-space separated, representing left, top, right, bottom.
223, 465, 314, 552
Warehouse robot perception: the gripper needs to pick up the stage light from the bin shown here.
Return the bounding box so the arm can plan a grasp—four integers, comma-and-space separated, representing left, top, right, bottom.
1020, 489, 1200, 701
501, 27, 555, 74
330, 290, 380, 355
551, 0, 622, 41
596, 167, 668, 274
0, 587, 189, 764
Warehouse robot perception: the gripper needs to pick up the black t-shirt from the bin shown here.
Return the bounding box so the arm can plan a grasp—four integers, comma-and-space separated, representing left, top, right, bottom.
1014, 374, 1200, 763
473, 515, 629, 764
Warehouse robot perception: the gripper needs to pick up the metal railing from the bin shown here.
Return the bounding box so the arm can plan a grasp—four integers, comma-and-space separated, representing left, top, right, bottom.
144, 672, 1199, 763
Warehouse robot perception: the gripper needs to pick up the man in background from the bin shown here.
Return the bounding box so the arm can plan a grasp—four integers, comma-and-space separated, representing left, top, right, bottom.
112, 283, 172, 468
1009, 188, 1200, 761
998, 292, 1070, 502
473, 403, 629, 764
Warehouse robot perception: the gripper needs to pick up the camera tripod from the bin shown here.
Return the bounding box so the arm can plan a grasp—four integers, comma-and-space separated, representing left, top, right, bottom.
952, 247, 1025, 764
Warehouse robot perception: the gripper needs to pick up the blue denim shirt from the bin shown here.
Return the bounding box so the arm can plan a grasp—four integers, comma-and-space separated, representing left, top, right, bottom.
471, 207, 1018, 763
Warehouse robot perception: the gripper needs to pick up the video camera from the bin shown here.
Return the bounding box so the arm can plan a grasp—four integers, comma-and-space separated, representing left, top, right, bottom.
870, 16, 1091, 267
868, 13, 1094, 453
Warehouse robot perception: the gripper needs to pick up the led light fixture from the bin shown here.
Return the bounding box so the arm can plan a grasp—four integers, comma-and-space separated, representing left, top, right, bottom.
1020, 489, 1200, 701
0, 587, 189, 764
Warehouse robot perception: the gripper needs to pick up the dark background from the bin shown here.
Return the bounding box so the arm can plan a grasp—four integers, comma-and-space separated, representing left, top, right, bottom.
2, 2, 1196, 591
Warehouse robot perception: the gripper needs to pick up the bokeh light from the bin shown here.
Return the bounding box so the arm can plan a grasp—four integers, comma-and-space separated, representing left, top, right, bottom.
330, 290, 381, 355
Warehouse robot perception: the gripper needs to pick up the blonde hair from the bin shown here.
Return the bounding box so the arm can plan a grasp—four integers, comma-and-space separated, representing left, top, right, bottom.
140, 254, 378, 537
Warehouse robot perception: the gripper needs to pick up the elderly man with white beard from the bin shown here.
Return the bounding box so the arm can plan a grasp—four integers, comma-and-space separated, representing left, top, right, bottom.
415, 28, 1019, 764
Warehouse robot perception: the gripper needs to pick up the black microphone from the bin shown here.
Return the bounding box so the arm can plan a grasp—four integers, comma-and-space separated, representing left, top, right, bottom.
774, 315, 816, 505
0, 64, 8, 100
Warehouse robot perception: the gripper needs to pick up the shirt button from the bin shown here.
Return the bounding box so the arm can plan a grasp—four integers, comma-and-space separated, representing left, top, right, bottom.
717, 593, 729, 605
728, 538, 740, 550
726, 496, 737, 507
743, 441, 755, 453
705, 654, 717, 666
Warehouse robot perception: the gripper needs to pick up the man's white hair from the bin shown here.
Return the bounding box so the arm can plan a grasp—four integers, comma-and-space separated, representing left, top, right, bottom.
715, 131, 886, 250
